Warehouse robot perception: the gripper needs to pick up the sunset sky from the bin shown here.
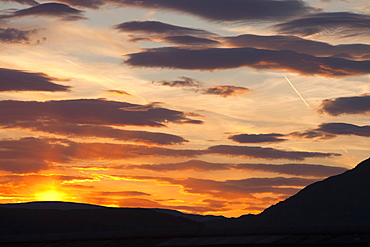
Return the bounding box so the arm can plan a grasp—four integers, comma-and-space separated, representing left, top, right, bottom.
0, 0, 369, 217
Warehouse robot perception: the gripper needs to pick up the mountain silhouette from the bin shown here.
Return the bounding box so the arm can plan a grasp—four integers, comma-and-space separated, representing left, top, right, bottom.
0, 204, 203, 236
0, 201, 107, 210
232, 157, 370, 227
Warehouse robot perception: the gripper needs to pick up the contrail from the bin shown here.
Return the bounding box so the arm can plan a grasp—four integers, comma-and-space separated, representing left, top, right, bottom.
284, 76, 310, 109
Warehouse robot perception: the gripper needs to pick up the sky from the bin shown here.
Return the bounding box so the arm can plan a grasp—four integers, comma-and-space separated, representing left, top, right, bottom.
0, 0, 369, 217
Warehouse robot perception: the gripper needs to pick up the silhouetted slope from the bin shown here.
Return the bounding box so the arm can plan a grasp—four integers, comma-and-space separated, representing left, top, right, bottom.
0, 207, 203, 236
0, 201, 106, 210
252, 157, 370, 226
154, 208, 226, 222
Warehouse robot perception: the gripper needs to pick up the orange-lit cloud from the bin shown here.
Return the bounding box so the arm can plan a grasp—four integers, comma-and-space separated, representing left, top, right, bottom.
124, 175, 317, 199
0, 137, 202, 172
205, 145, 340, 160
0, 99, 203, 127
123, 159, 347, 177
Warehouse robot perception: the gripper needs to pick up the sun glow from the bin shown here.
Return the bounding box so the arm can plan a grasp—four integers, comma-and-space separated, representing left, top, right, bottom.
33, 185, 69, 202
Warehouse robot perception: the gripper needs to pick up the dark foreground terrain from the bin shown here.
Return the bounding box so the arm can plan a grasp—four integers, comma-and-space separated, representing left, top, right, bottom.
0, 157, 370, 246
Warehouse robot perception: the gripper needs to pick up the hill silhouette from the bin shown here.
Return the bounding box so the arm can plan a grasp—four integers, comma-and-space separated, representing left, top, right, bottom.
231, 157, 370, 227
0, 205, 203, 236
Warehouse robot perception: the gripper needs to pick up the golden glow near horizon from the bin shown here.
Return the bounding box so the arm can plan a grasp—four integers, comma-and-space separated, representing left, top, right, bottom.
33, 184, 69, 202
0, 0, 369, 217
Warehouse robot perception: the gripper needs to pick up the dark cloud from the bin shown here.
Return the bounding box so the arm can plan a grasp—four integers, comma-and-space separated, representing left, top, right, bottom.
0, 68, 70, 92
229, 133, 287, 143
289, 130, 336, 140
196, 86, 251, 97
39, 0, 103, 9
100, 191, 151, 197
291, 122, 370, 139
128, 175, 317, 198
163, 35, 220, 46
151, 76, 202, 87
0, 137, 202, 172
0, 3, 85, 21
274, 12, 370, 37
129, 160, 230, 172
101, 90, 133, 96
152, 77, 251, 97
0, 28, 37, 44
0, 0, 39, 5
223, 34, 370, 60
5, 121, 188, 145
115, 0, 316, 22
0, 159, 49, 173
205, 145, 340, 160
114, 21, 215, 37
316, 123, 370, 137
125, 47, 370, 77
125, 159, 347, 177
234, 163, 347, 177
0, 99, 202, 127
318, 94, 370, 116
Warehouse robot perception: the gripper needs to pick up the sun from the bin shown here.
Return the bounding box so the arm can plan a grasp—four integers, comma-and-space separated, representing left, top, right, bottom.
33, 185, 69, 202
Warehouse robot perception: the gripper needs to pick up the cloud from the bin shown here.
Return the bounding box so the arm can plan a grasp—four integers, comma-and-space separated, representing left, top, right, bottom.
128, 160, 230, 172
163, 35, 220, 46
196, 86, 251, 97
205, 145, 340, 160
0, 3, 85, 21
5, 121, 188, 145
0, 137, 202, 172
0, 28, 38, 44
39, 0, 103, 9
115, 0, 316, 22
152, 77, 251, 97
0, 68, 70, 92
101, 191, 151, 197
114, 21, 215, 37
0, 0, 39, 5
128, 175, 317, 198
318, 94, 370, 116
291, 122, 370, 139
124, 159, 347, 177
101, 90, 133, 96
151, 76, 202, 87
228, 133, 287, 143
0, 159, 49, 173
0, 99, 203, 127
107, 192, 230, 213
125, 47, 370, 77
234, 163, 347, 177
0, 136, 342, 173
223, 34, 370, 60
290, 130, 336, 140
316, 123, 370, 137
274, 12, 370, 37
